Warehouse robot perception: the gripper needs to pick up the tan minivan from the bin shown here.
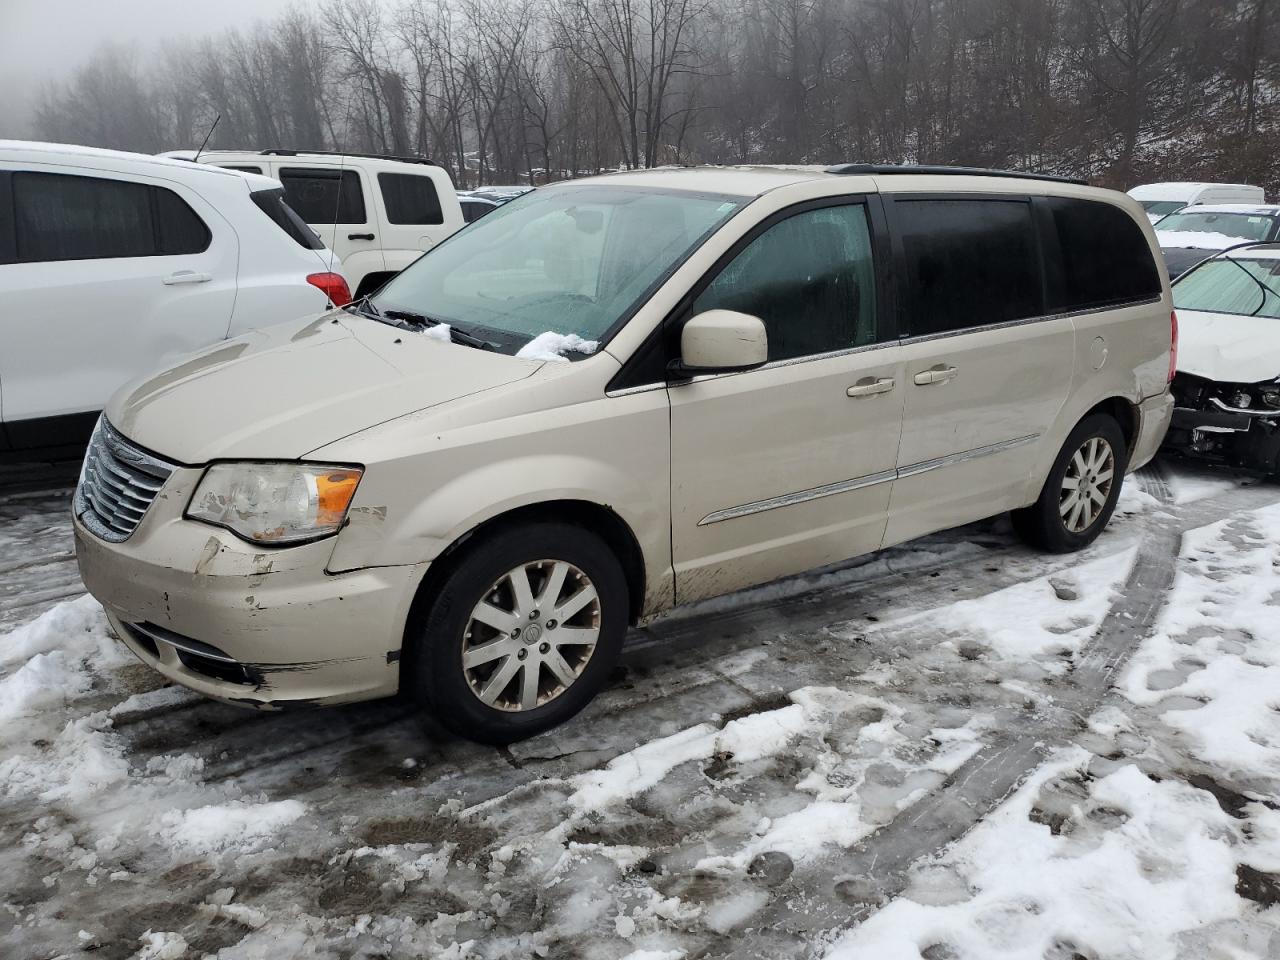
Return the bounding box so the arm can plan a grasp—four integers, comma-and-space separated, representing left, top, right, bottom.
74, 165, 1176, 743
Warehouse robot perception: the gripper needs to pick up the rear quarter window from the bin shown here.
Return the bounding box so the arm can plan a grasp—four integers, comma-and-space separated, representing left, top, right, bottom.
379, 172, 444, 225
1044, 197, 1162, 311
251, 188, 325, 250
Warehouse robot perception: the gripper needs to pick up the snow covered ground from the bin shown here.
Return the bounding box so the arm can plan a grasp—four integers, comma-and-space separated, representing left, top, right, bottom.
2, 456, 1279, 959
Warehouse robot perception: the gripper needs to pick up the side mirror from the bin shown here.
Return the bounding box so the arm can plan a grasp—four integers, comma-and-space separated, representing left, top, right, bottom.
669, 310, 768, 379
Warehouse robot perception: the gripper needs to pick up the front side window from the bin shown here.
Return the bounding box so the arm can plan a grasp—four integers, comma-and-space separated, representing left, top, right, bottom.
279, 168, 366, 224
1046, 197, 1162, 311
12, 172, 209, 263
896, 198, 1041, 336
1157, 211, 1276, 242
690, 204, 877, 362
373, 184, 745, 355
380, 172, 443, 225
1173, 257, 1280, 319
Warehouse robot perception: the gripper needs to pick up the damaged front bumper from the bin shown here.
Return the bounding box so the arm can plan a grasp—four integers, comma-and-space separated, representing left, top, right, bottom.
1164, 375, 1280, 474
73, 472, 426, 709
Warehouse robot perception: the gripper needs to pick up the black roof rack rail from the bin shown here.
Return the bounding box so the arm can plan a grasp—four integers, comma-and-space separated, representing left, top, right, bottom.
260, 149, 438, 166
825, 163, 1087, 186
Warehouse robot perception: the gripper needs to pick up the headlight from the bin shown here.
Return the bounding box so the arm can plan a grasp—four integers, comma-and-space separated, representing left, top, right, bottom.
186, 462, 363, 545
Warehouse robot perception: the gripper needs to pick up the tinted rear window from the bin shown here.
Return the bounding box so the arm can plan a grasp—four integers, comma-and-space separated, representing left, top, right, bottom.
379, 172, 443, 225
460, 198, 495, 223
11, 171, 210, 263
279, 167, 366, 224
895, 198, 1042, 336
251, 188, 324, 250
1045, 198, 1162, 311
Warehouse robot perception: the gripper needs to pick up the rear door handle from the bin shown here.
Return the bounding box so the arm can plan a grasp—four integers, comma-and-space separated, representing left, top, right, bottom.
913, 365, 958, 386
847, 377, 895, 398
162, 271, 212, 285
348, 233, 376, 241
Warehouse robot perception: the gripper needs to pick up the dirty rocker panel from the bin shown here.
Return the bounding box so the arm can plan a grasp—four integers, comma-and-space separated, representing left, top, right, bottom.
698, 433, 1040, 525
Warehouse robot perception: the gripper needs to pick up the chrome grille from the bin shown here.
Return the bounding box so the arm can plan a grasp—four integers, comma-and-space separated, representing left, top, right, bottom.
75, 418, 176, 542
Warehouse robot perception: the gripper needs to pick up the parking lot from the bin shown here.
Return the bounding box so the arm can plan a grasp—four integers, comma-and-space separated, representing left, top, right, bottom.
3, 456, 1279, 959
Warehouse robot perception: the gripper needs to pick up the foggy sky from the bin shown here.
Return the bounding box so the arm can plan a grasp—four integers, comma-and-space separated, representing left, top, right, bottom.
0, 0, 327, 138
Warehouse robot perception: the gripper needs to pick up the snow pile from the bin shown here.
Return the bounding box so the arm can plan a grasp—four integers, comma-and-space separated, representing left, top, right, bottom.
1157, 230, 1246, 250
0, 597, 308, 860
422, 323, 452, 342
515, 332, 599, 362
159, 798, 307, 853
1162, 467, 1239, 505
0, 596, 135, 802
823, 750, 1245, 960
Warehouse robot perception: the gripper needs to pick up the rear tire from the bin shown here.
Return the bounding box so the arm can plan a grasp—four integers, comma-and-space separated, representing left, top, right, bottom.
1012, 414, 1128, 553
406, 522, 628, 744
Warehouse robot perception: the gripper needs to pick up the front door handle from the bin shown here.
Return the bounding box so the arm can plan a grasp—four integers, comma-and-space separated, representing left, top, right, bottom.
348, 233, 376, 241
847, 377, 895, 398
913, 365, 958, 386
162, 271, 212, 285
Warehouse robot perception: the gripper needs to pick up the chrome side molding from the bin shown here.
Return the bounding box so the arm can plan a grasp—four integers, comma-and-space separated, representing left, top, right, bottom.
698, 433, 1039, 525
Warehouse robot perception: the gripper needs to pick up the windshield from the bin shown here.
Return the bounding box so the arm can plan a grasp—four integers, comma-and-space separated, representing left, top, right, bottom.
1173, 257, 1280, 318
373, 183, 747, 357
1157, 211, 1275, 241
1141, 200, 1186, 217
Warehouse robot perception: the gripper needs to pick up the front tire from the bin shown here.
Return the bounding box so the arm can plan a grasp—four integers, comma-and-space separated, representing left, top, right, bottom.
1012, 414, 1128, 553
407, 522, 628, 744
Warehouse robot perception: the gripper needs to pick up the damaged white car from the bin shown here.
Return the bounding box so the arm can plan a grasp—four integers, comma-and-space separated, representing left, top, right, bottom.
1165, 243, 1280, 475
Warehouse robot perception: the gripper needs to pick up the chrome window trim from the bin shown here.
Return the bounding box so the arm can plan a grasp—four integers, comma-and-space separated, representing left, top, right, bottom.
898, 296, 1163, 347
698, 433, 1040, 525
609, 338, 900, 395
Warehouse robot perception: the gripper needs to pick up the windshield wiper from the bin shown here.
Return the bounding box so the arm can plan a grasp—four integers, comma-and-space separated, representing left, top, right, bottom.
383, 309, 498, 351
1223, 257, 1280, 316
344, 295, 385, 322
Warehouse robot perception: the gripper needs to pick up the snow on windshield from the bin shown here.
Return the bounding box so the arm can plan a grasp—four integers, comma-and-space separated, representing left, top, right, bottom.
515, 331, 600, 362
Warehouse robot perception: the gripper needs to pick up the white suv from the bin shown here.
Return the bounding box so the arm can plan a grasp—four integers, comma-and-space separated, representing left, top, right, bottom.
169, 150, 465, 298
75, 165, 1175, 744
0, 141, 350, 457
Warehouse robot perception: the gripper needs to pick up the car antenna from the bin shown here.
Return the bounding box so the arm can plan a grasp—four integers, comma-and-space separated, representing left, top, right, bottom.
193, 114, 220, 163
326, 105, 355, 279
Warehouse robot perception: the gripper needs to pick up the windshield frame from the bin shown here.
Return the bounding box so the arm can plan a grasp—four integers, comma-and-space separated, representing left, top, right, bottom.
369, 182, 755, 359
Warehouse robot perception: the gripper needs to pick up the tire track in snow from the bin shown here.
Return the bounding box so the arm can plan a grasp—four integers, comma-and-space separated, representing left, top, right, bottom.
710, 470, 1279, 959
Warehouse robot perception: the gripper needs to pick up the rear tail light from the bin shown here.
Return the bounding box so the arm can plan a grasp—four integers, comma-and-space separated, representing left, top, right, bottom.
1168, 309, 1179, 382
307, 272, 352, 307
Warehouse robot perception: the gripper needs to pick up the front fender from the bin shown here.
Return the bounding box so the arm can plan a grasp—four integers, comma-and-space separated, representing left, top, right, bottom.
330, 453, 660, 570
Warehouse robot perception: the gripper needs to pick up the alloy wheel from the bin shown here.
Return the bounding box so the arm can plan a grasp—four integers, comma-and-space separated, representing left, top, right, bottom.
1060, 436, 1115, 534
461, 559, 601, 712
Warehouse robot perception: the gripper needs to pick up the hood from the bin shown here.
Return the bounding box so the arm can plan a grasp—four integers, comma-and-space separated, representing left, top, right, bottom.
1175, 309, 1280, 384
107, 311, 539, 463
